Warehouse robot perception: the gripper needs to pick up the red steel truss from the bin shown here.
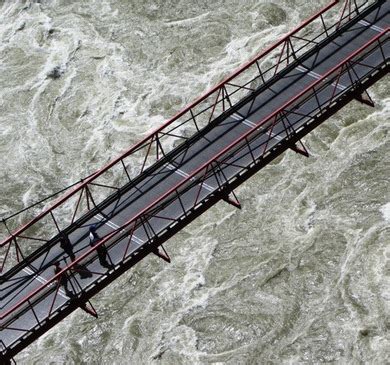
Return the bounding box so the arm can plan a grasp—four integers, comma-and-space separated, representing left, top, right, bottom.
2, 25, 388, 324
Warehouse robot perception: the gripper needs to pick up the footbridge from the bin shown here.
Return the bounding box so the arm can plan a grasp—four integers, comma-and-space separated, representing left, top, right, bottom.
1, 0, 389, 361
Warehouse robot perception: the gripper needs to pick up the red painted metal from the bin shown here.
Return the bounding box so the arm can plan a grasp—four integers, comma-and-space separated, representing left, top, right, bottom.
224, 193, 241, 209
152, 245, 171, 263
71, 188, 84, 224
355, 89, 375, 106
262, 116, 277, 155
2, 27, 386, 323
208, 88, 222, 124
338, 0, 358, 28
291, 142, 310, 157
274, 40, 288, 76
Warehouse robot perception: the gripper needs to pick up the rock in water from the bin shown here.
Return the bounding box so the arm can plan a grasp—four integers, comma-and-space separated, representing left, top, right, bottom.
47, 66, 62, 79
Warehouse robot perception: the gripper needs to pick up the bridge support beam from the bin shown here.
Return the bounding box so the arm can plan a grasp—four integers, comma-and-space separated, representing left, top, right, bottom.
354, 89, 375, 107
153, 245, 171, 263
79, 300, 98, 318
223, 191, 241, 209
290, 140, 309, 157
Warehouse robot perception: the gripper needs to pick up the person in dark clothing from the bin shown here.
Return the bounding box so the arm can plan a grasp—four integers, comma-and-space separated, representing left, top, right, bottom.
53, 264, 96, 318
59, 232, 93, 279
89, 225, 113, 269
74, 263, 93, 279
53, 261, 73, 297
59, 232, 76, 261
88, 224, 99, 244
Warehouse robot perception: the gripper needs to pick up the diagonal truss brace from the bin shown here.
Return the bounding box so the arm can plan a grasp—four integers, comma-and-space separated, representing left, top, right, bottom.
78, 299, 98, 318
290, 140, 310, 157
354, 89, 375, 107
153, 244, 171, 263
223, 190, 242, 209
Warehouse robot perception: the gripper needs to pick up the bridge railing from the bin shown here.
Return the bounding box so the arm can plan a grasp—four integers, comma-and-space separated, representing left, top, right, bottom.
1, 28, 387, 336
0, 0, 376, 273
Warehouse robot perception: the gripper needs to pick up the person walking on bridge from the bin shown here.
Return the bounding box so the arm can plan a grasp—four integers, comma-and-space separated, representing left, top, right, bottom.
89, 225, 113, 269
59, 231, 92, 279
59, 232, 76, 261
53, 261, 73, 297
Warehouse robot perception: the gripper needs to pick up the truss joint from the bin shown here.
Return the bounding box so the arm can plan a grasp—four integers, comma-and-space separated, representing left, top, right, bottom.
289, 140, 309, 157
152, 245, 171, 263
222, 191, 241, 209
354, 89, 375, 107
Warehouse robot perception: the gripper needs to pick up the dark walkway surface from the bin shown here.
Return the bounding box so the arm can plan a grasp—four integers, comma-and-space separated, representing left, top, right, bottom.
1, 0, 389, 360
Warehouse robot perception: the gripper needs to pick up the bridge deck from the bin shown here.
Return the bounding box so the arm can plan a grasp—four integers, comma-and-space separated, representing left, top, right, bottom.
1, 0, 389, 359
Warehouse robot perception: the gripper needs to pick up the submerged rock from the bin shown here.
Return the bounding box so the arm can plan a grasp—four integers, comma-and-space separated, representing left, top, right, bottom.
47, 66, 62, 79
16, 22, 26, 31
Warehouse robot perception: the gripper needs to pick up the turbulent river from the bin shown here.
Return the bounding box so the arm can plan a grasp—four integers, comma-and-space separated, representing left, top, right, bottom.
0, 0, 389, 364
